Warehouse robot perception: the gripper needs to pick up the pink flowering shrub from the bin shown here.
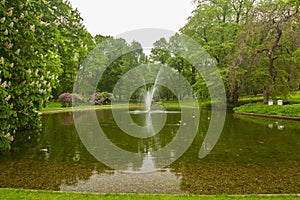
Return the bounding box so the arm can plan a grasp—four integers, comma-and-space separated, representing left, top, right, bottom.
90, 92, 113, 105
58, 92, 72, 107
72, 93, 85, 104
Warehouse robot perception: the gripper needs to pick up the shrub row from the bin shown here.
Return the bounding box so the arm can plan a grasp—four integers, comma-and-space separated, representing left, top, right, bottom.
58, 92, 113, 107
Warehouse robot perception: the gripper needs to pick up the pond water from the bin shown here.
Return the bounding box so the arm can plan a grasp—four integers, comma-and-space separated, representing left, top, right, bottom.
0, 108, 299, 194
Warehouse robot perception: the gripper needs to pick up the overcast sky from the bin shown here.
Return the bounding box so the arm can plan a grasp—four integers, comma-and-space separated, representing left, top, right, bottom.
68, 0, 195, 37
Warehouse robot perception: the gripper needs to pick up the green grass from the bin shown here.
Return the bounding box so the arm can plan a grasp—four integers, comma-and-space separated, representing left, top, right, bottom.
234, 104, 300, 117
234, 91, 300, 117
40, 101, 111, 112
238, 91, 300, 105
238, 95, 264, 105
0, 189, 299, 200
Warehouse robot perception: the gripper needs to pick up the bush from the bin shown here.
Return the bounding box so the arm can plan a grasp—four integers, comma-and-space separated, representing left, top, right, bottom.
58, 92, 72, 107
90, 92, 113, 105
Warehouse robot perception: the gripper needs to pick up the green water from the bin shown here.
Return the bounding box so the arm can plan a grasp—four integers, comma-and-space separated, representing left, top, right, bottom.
0, 109, 299, 194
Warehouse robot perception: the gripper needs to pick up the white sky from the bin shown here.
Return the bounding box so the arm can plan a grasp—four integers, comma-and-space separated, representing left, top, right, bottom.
68, 0, 196, 37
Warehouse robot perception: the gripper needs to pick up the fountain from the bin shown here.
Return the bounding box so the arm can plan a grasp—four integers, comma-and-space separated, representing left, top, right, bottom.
143, 86, 156, 112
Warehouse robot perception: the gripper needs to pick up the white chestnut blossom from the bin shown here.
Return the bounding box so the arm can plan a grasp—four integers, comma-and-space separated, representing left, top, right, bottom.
5, 42, 13, 49
40, 21, 49, 26
0, 17, 5, 23
7, 8, 13, 17
15, 49, 20, 55
39, 89, 46, 94
9, 22, 14, 28
1, 81, 8, 88
30, 24, 35, 32
4, 133, 14, 142
5, 95, 11, 101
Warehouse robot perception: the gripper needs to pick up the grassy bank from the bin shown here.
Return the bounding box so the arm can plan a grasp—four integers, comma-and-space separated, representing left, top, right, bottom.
0, 189, 299, 200
40, 101, 114, 113
233, 104, 300, 118
40, 101, 183, 113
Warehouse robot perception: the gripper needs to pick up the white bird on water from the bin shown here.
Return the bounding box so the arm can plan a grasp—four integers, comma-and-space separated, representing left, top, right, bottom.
40, 147, 49, 152
275, 122, 284, 130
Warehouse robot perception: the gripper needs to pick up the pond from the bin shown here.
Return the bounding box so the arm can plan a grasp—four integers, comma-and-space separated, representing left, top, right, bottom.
0, 108, 299, 194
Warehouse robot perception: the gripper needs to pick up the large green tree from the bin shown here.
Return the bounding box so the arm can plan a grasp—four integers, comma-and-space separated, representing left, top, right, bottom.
149, 34, 197, 100
0, 0, 61, 149
181, 0, 256, 104
49, 0, 94, 98
0, 0, 92, 150
239, 0, 300, 103
181, 0, 300, 105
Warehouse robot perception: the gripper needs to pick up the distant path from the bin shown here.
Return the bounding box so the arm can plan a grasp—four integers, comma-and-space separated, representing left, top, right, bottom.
39, 106, 108, 115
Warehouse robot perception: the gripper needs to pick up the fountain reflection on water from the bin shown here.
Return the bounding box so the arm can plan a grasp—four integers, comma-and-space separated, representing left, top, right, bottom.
72, 63, 200, 173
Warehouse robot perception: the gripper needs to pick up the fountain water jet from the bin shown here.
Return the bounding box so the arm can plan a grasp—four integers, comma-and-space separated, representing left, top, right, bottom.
143, 86, 156, 112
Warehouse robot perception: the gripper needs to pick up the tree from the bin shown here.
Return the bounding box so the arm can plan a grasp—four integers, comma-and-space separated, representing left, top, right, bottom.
181, 0, 256, 104
0, 0, 62, 149
239, 0, 300, 103
48, 0, 94, 98
0, 0, 95, 150
150, 38, 171, 65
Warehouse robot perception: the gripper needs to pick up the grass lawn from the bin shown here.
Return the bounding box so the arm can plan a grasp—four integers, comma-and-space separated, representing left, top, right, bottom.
233, 104, 300, 117
40, 101, 183, 113
40, 101, 113, 113
238, 91, 300, 105
233, 91, 300, 118
0, 189, 299, 200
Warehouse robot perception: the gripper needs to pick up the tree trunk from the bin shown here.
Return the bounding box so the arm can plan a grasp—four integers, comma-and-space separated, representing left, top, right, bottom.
263, 86, 269, 104
230, 84, 239, 106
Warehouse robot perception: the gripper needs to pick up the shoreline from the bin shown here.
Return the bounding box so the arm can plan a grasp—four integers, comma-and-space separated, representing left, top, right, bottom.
234, 111, 300, 121
40, 105, 300, 121
39, 104, 203, 115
